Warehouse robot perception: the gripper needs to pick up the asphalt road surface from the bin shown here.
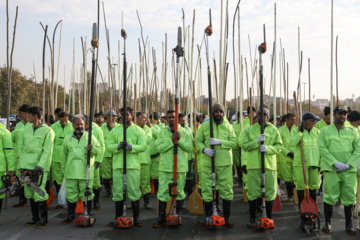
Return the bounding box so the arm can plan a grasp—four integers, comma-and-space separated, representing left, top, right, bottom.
0, 179, 359, 240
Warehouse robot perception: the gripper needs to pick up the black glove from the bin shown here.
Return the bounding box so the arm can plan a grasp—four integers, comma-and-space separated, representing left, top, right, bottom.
299, 121, 305, 133
94, 161, 101, 169
287, 152, 294, 159
242, 165, 247, 174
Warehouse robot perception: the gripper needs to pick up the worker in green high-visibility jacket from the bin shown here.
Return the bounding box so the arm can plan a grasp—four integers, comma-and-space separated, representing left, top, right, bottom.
319, 105, 360, 235
290, 112, 321, 213
19, 106, 55, 229
195, 103, 237, 227
241, 107, 282, 229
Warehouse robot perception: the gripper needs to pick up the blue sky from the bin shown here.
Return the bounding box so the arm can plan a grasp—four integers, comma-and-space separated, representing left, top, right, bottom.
0, 0, 359, 103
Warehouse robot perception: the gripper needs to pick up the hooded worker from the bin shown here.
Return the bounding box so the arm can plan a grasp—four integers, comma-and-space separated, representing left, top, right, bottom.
240, 106, 282, 229
106, 107, 146, 227
19, 106, 55, 229
319, 105, 360, 235
135, 112, 153, 209
100, 110, 120, 197
50, 111, 73, 202
290, 112, 321, 212
278, 113, 296, 202
61, 115, 101, 224
153, 110, 193, 227
195, 102, 237, 227
0, 127, 16, 215
11, 104, 30, 208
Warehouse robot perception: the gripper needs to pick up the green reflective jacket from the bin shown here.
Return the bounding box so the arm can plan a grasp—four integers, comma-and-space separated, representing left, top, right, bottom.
11, 120, 28, 160
157, 125, 193, 173
195, 120, 237, 167
19, 123, 55, 171
61, 131, 101, 180
290, 126, 320, 167
139, 125, 152, 164
240, 122, 282, 170
101, 122, 120, 158
106, 123, 146, 170
149, 124, 160, 155
278, 125, 295, 163
315, 119, 329, 131
51, 121, 74, 163
0, 128, 15, 172
90, 122, 105, 163
183, 125, 194, 160
238, 125, 251, 166
319, 123, 360, 172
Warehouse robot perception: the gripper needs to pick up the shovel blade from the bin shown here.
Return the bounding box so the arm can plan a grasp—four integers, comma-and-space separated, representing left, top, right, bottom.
189, 190, 203, 215
301, 196, 319, 216
272, 195, 282, 213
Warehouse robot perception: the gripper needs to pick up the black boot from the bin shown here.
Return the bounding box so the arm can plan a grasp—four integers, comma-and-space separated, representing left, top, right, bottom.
322, 202, 333, 233
62, 201, 76, 224
265, 201, 273, 219
153, 200, 166, 227
216, 191, 223, 213
54, 181, 61, 196
256, 197, 262, 213
153, 179, 159, 195
35, 201, 48, 228
176, 200, 182, 216
93, 188, 101, 210
223, 200, 233, 227
109, 201, 123, 226
344, 205, 356, 235
202, 201, 213, 226
285, 181, 293, 202
309, 190, 317, 203
13, 186, 27, 208
103, 179, 111, 198
186, 180, 194, 198
247, 200, 257, 229
0, 198, 3, 215
26, 199, 40, 226
132, 200, 142, 226
143, 193, 152, 209
297, 190, 305, 213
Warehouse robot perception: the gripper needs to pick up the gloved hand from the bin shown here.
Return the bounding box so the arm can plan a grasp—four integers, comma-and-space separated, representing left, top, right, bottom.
300, 122, 305, 133
94, 161, 101, 169
257, 134, 265, 143
34, 166, 43, 172
242, 165, 247, 174
334, 162, 346, 172
344, 163, 350, 170
122, 142, 132, 151
203, 148, 215, 157
260, 145, 267, 153
209, 138, 221, 146
287, 152, 294, 159
118, 142, 123, 150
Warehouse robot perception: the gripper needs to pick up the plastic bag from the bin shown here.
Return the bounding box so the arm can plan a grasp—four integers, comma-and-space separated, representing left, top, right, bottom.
57, 179, 68, 207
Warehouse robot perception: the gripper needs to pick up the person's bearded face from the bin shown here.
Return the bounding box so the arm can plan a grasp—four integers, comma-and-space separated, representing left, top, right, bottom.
213, 110, 224, 123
